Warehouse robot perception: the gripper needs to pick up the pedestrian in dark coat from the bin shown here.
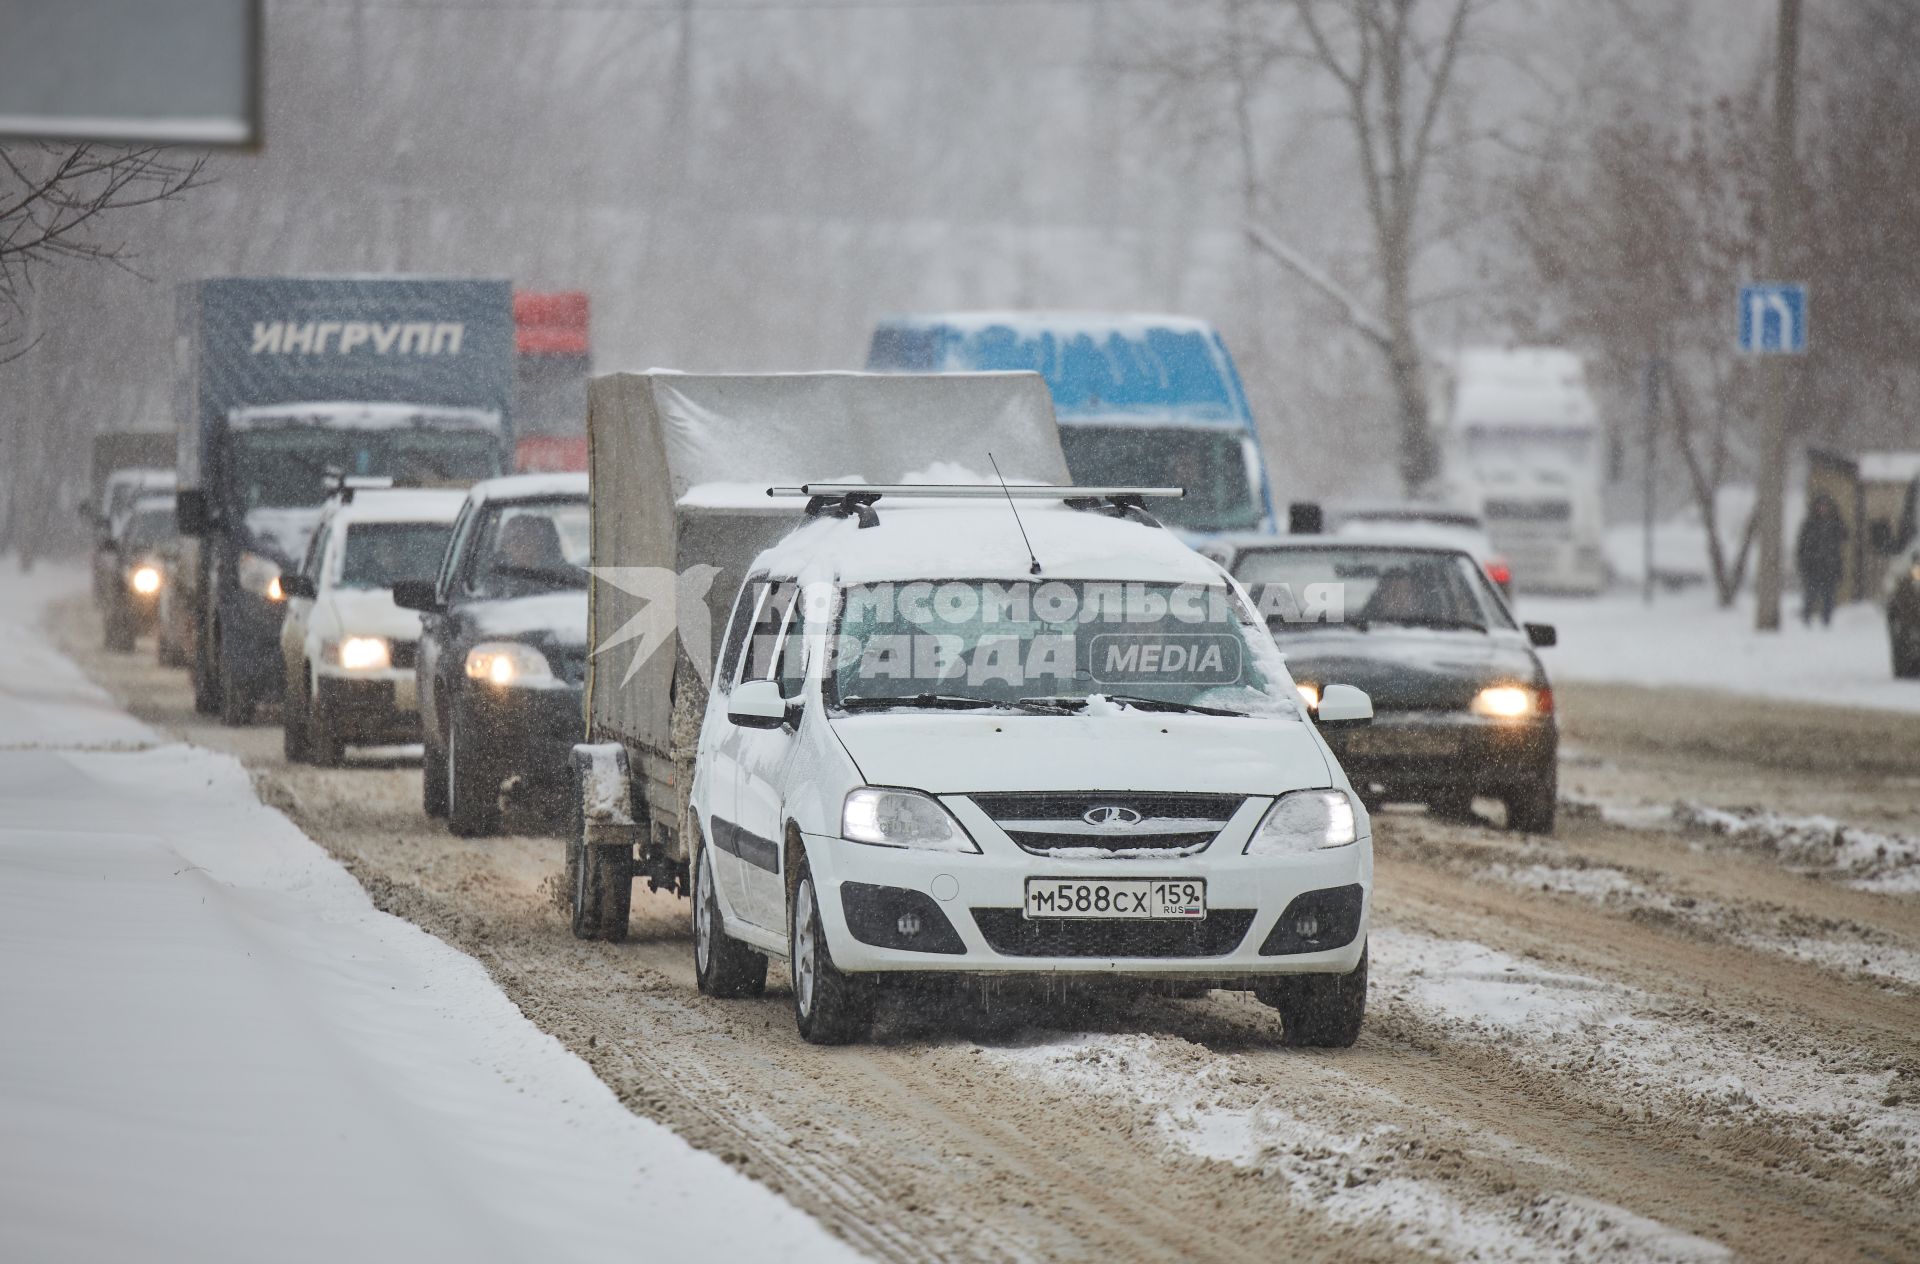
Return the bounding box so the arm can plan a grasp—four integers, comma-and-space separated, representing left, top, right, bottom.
1796, 494, 1848, 627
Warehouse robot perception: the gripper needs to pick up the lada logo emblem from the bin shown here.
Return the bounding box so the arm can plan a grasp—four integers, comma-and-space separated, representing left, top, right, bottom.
1083, 805, 1144, 827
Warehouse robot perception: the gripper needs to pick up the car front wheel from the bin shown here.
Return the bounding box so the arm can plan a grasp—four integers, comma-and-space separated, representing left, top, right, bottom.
1257, 944, 1368, 1048
1504, 770, 1557, 835
446, 715, 501, 837
789, 862, 871, 1045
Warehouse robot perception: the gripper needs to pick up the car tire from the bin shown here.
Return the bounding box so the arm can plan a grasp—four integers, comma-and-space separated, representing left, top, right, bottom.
307, 688, 345, 768
1428, 784, 1479, 824
1893, 628, 1920, 679
104, 600, 136, 652
789, 860, 871, 1045
282, 673, 310, 763
1504, 771, 1557, 835
218, 662, 255, 727
421, 730, 449, 818
693, 844, 768, 997
192, 626, 219, 715
446, 715, 501, 837
1258, 944, 1368, 1048
569, 802, 632, 942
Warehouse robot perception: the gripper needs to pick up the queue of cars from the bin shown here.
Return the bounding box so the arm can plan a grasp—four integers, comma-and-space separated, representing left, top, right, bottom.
93, 366, 1559, 1050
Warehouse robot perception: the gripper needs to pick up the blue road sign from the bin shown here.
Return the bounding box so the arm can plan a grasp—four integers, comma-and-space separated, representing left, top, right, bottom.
1738, 283, 1807, 354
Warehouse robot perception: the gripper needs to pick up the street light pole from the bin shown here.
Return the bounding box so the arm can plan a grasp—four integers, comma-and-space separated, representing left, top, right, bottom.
1752, 0, 1802, 632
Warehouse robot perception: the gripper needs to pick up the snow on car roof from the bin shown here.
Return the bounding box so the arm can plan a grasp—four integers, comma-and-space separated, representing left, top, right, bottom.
465, 471, 589, 505
752, 497, 1223, 588
227, 402, 502, 430
324, 487, 469, 525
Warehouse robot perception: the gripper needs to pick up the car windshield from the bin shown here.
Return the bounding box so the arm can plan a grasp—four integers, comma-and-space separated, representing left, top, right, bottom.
338, 521, 455, 590
466, 499, 590, 597
122, 506, 176, 550
824, 578, 1295, 716
230, 427, 501, 509
1231, 546, 1513, 631
1056, 425, 1260, 532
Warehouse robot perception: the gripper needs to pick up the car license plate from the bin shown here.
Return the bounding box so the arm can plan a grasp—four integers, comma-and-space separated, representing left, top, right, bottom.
1340, 728, 1462, 758
1024, 878, 1206, 920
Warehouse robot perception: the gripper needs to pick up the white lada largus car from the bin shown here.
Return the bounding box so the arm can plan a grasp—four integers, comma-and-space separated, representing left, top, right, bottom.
688, 485, 1377, 1046
278, 485, 467, 764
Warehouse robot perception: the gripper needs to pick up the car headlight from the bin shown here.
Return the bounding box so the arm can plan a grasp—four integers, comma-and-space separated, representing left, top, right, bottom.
1246, 789, 1357, 854
465, 641, 553, 686
841, 787, 979, 853
1472, 684, 1537, 719
327, 636, 391, 671
129, 565, 162, 595
238, 551, 286, 601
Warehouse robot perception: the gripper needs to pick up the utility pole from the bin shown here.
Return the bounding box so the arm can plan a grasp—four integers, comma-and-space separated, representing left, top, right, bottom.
1752, 0, 1802, 631
1642, 356, 1662, 606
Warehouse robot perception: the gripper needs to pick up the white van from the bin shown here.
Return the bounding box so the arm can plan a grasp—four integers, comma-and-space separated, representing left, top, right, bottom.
685, 485, 1376, 1046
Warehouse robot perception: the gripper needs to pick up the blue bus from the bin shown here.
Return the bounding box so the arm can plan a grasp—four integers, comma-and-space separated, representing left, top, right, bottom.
866, 312, 1277, 536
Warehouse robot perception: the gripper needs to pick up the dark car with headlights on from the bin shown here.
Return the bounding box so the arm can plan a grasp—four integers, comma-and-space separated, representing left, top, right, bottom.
1217, 535, 1559, 833
394, 474, 588, 837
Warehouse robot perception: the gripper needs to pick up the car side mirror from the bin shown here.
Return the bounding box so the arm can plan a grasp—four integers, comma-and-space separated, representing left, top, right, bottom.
1525, 622, 1557, 648
280, 573, 316, 600
391, 579, 441, 613
1316, 683, 1372, 729
728, 679, 788, 730
175, 490, 208, 536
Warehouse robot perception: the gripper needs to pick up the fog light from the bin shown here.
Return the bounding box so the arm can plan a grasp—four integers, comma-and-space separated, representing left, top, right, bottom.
896, 912, 923, 937
1294, 913, 1321, 939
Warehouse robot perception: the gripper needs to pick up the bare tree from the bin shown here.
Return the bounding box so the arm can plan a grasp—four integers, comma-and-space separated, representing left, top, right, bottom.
1256, 0, 1476, 492
0, 142, 208, 356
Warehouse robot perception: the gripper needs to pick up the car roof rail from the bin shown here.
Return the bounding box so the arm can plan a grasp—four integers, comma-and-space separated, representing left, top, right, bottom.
767, 483, 1183, 530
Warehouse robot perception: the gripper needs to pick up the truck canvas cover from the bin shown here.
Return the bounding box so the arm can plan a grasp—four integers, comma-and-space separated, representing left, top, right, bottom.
585, 370, 1068, 754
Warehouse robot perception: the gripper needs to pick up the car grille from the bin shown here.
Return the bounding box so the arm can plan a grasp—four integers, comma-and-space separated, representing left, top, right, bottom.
966, 792, 1243, 856
970, 908, 1256, 958
389, 639, 417, 670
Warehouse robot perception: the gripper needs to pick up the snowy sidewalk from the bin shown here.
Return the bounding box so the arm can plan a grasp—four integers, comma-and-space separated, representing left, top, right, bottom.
0, 568, 857, 1264
1523, 587, 1918, 714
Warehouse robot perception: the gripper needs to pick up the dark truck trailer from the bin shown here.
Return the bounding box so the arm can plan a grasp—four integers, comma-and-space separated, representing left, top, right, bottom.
173, 276, 515, 724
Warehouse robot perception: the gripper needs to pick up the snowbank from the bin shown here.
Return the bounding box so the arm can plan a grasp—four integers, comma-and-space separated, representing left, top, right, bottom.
1522, 586, 1916, 714
0, 566, 856, 1264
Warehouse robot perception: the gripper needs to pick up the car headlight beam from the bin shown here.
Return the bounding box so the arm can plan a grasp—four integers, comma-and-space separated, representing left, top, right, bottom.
1471, 685, 1535, 719
465, 642, 554, 687
841, 787, 979, 853
335, 636, 391, 671
1246, 789, 1358, 854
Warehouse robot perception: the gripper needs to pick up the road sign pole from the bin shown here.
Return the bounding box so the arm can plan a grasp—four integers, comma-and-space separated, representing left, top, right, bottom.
1752, 0, 1802, 633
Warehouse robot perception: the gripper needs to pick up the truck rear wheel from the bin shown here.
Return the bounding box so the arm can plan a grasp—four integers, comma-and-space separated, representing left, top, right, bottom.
694, 845, 767, 997
1258, 945, 1368, 1048
569, 827, 633, 943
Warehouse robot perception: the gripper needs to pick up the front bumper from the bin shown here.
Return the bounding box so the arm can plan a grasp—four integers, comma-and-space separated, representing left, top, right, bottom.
800, 798, 1371, 978
1325, 712, 1555, 796
459, 680, 585, 786
315, 669, 421, 744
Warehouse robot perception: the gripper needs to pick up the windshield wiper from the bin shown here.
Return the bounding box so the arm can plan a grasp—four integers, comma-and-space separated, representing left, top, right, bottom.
1019, 694, 1246, 718
839, 693, 1000, 711
1369, 615, 1486, 633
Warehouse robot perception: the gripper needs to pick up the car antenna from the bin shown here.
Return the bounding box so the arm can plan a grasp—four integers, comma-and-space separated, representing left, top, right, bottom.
988, 452, 1042, 576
